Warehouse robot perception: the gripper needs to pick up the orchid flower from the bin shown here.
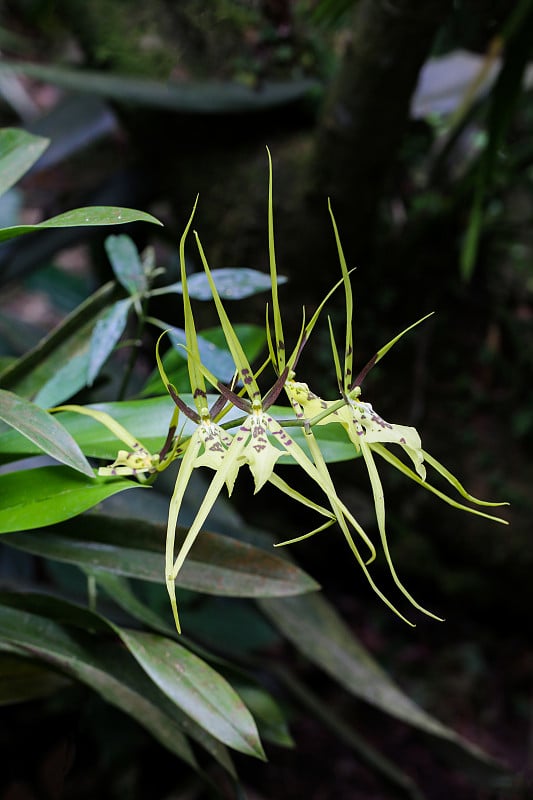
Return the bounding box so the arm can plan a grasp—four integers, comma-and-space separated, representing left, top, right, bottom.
52, 403, 181, 480
274, 189, 508, 624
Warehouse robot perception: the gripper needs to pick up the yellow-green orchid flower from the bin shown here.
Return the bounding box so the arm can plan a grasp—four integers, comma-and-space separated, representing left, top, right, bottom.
279, 195, 508, 624
51, 403, 180, 480
161, 200, 339, 633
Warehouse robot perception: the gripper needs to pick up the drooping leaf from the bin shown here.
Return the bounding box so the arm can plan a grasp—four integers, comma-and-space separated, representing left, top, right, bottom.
164, 267, 288, 301
0, 466, 142, 533
0, 206, 162, 244
0, 281, 121, 401
235, 681, 294, 748
0, 654, 70, 705
0, 60, 319, 113
259, 593, 496, 765
105, 234, 147, 295
114, 627, 265, 759
89, 571, 175, 636
4, 513, 319, 597
0, 128, 49, 198
0, 596, 195, 768
0, 388, 93, 476
87, 298, 132, 385
0, 591, 237, 774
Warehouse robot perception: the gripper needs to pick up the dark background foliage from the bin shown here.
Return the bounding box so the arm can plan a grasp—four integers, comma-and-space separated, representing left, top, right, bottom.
0, 1, 531, 798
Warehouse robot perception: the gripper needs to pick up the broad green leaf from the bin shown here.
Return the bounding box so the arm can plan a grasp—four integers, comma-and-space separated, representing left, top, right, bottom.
0, 60, 319, 113
0, 396, 356, 465
90, 572, 175, 636
0, 388, 93, 476
235, 682, 294, 747
33, 350, 91, 408
0, 597, 196, 768
0, 128, 49, 198
0, 654, 70, 705
0, 466, 142, 533
163, 267, 288, 301
115, 627, 265, 759
87, 298, 131, 385
259, 593, 495, 764
105, 234, 147, 295
4, 513, 319, 597
0, 592, 236, 774
0, 281, 121, 401
0, 206, 162, 244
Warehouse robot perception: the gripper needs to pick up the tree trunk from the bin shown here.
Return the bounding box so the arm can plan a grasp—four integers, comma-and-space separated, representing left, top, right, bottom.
310, 0, 452, 267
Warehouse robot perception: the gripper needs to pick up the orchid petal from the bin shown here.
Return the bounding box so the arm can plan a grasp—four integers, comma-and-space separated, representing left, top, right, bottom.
179, 197, 210, 417
421, 450, 509, 508
360, 440, 443, 621
371, 443, 509, 525
194, 232, 261, 405
266, 147, 286, 374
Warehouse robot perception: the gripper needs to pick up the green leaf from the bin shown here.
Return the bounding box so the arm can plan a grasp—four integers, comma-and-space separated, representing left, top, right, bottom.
0, 206, 162, 244
0, 654, 70, 705
87, 298, 131, 385
105, 234, 147, 295
0, 60, 319, 113
0, 466, 142, 533
114, 628, 265, 759
259, 593, 496, 764
235, 682, 294, 747
0, 596, 197, 768
164, 267, 288, 301
4, 513, 319, 597
0, 281, 121, 402
0, 128, 49, 199
0, 388, 93, 476
90, 572, 175, 636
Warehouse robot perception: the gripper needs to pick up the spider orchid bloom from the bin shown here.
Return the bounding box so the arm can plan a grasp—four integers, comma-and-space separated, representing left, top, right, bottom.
52, 404, 179, 480
165, 218, 360, 633
281, 198, 508, 624
262, 151, 423, 624
158, 200, 241, 632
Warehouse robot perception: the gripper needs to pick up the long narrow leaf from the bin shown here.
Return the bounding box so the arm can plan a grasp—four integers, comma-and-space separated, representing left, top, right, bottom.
0, 206, 162, 244
0, 389, 93, 476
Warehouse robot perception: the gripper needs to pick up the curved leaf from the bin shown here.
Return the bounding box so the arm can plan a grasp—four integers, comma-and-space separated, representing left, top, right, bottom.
0, 389, 93, 476
0, 592, 235, 774
0, 655, 70, 705
0, 60, 319, 113
0, 281, 121, 400
0, 206, 162, 244
88, 298, 131, 385
0, 466, 142, 533
259, 593, 496, 764
0, 128, 49, 198
4, 513, 319, 597
105, 234, 147, 295
0, 598, 195, 767
115, 628, 265, 759
165, 268, 288, 301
